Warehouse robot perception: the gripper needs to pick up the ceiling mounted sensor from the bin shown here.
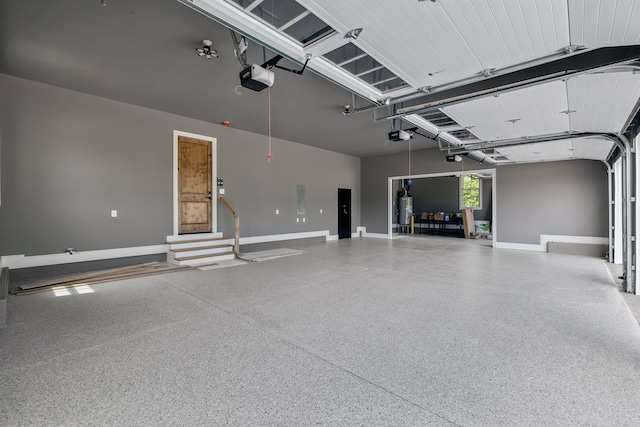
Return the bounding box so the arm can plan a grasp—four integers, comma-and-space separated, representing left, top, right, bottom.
196, 40, 218, 59
341, 105, 352, 116
446, 154, 463, 162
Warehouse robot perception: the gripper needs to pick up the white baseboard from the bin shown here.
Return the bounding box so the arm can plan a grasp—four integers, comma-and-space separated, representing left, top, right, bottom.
495, 242, 546, 252
496, 235, 608, 253
238, 230, 331, 245
1, 228, 366, 270
1, 245, 169, 269
355, 226, 391, 239
540, 234, 608, 247
364, 232, 392, 239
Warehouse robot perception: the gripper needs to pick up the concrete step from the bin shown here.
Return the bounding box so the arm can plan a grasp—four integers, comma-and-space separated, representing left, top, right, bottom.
167, 234, 236, 266
169, 244, 234, 258
168, 238, 230, 251
168, 251, 236, 266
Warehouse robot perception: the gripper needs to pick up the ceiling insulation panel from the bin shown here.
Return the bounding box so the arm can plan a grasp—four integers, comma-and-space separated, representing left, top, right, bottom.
300, 0, 569, 89
495, 137, 614, 162
570, 138, 616, 160
496, 140, 573, 162
442, 80, 569, 141
569, 0, 640, 47
567, 72, 640, 133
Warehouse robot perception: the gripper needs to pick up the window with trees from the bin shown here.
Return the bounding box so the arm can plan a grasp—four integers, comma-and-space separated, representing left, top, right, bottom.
460, 174, 482, 210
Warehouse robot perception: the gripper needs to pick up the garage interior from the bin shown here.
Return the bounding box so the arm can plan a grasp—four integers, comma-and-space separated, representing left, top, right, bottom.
1, 0, 640, 425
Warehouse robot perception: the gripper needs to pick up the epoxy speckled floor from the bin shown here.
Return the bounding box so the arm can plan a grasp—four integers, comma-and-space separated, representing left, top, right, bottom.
1, 236, 639, 426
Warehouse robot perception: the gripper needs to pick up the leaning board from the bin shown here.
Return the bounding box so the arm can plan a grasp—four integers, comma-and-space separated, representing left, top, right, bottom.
462, 208, 474, 239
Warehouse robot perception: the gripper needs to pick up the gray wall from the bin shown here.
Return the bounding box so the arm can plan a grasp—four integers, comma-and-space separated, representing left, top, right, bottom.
496, 160, 607, 243
0, 74, 360, 256
361, 147, 607, 243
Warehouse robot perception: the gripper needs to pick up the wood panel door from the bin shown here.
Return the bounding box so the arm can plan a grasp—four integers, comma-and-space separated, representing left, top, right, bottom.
178, 136, 212, 234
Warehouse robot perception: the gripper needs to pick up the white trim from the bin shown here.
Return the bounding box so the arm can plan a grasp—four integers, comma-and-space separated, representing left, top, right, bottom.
495, 242, 546, 252
326, 235, 339, 241
1, 245, 168, 270
237, 230, 331, 245
541, 235, 608, 248
173, 130, 217, 236
166, 232, 223, 243
614, 157, 623, 264
387, 169, 497, 247
459, 173, 483, 210
363, 232, 392, 239
496, 235, 608, 253
636, 134, 640, 294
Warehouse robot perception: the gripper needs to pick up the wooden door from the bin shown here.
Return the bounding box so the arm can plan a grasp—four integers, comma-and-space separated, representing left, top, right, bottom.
178, 136, 212, 234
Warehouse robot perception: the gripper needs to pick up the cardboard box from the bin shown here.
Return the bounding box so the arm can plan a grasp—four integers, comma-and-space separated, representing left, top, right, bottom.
433, 213, 445, 221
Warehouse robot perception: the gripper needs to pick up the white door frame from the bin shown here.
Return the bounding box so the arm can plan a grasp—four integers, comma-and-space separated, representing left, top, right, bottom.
387, 168, 497, 247
172, 130, 218, 236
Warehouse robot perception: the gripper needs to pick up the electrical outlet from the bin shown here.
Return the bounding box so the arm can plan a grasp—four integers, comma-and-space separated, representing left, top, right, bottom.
111, 210, 118, 217
296, 218, 299, 223
276, 209, 279, 214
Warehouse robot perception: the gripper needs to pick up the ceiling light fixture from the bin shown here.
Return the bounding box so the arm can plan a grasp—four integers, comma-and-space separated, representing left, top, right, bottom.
344, 28, 363, 40
196, 40, 218, 59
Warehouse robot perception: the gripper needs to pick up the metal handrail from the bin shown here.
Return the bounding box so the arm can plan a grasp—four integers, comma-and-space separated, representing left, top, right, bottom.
218, 195, 239, 257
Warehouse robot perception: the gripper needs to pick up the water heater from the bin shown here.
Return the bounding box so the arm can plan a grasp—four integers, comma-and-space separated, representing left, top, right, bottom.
398, 196, 413, 225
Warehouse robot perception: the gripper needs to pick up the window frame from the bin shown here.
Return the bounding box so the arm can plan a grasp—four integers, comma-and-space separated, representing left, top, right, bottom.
459, 173, 482, 210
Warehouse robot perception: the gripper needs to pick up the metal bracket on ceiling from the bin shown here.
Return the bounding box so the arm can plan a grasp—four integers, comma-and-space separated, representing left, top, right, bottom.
560, 45, 585, 54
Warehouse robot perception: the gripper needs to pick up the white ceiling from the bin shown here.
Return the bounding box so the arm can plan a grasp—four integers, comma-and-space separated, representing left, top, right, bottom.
2, 0, 640, 163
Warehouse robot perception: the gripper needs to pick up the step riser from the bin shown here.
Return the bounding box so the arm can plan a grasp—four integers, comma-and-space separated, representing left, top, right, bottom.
166, 235, 236, 266
169, 247, 233, 258
166, 233, 223, 243
168, 249, 233, 260
169, 240, 229, 250
169, 253, 236, 266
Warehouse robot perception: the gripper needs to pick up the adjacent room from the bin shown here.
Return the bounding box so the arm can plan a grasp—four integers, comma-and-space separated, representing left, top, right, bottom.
1, 0, 639, 425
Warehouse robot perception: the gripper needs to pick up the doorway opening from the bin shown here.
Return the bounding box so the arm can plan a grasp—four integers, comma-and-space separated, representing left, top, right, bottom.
338, 188, 352, 239
387, 169, 497, 247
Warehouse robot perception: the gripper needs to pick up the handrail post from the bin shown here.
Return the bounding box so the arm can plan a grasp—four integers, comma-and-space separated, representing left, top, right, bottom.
234, 212, 240, 257
218, 195, 240, 257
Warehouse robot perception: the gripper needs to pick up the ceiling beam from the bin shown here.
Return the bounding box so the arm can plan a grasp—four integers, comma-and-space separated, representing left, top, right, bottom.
439, 132, 625, 156
377, 46, 640, 121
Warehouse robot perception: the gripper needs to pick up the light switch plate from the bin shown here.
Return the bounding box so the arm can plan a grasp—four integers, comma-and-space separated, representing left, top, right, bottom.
111, 210, 118, 218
